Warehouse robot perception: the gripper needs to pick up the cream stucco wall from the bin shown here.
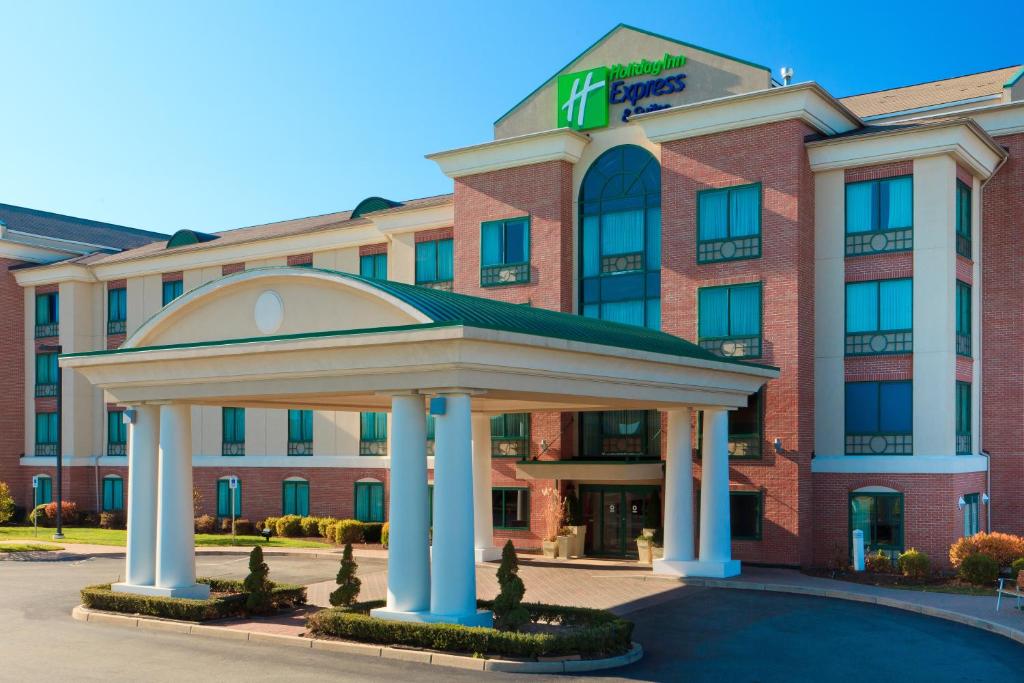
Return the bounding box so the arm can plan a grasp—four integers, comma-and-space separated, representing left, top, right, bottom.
59, 280, 102, 458
813, 169, 846, 456
312, 247, 359, 273
387, 233, 416, 284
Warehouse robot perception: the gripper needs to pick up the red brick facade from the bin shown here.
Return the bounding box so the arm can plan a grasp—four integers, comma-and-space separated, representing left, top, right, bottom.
0, 259, 27, 513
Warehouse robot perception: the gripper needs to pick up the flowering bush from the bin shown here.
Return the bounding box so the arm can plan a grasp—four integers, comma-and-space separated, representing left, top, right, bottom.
949, 532, 1024, 569
43, 500, 78, 525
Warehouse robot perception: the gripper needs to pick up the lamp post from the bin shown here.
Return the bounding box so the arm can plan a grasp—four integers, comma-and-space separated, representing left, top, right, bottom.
39, 343, 63, 540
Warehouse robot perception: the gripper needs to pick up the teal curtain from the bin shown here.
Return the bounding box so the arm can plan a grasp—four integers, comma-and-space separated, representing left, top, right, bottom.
217, 479, 241, 517
426, 414, 435, 440
223, 408, 245, 443
108, 411, 126, 444
505, 219, 529, 263
699, 190, 728, 240
879, 279, 912, 330
882, 177, 912, 229
481, 222, 502, 266
729, 286, 760, 336
730, 185, 761, 237
698, 288, 729, 337
846, 182, 874, 233
283, 481, 309, 516
437, 239, 453, 281
355, 484, 368, 520
36, 477, 52, 505
288, 410, 312, 441
371, 484, 384, 522
415, 241, 436, 282
355, 483, 383, 522
645, 297, 661, 331
361, 412, 386, 441
601, 209, 644, 255
103, 478, 124, 512
582, 216, 600, 277
600, 300, 645, 327
957, 282, 971, 335
846, 282, 878, 333
108, 288, 126, 322
36, 412, 58, 444
645, 207, 661, 269
36, 353, 56, 385
35, 294, 49, 324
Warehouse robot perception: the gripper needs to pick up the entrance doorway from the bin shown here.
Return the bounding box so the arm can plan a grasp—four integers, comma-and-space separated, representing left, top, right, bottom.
580, 485, 660, 557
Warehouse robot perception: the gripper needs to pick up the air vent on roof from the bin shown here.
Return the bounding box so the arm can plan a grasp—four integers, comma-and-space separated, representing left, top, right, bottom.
351, 196, 404, 218
166, 229, 219, 249
780, 67, 794, 86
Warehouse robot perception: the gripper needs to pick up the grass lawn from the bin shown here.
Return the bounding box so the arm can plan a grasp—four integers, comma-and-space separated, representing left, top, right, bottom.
0, 543, 64, 553
0, 526, 330, 549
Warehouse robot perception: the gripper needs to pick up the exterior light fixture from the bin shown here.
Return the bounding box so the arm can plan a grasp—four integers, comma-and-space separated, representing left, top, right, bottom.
982, 493, 991, 505
957, 496, 967, 511
261, 527, 272, 543
773, 437, 783, 454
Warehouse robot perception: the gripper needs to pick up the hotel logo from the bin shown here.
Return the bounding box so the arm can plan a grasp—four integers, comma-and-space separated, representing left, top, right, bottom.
557, 66, 609, 131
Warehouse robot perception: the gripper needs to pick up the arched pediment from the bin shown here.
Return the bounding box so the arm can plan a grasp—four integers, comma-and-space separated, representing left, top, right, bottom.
125, 267, 432, 349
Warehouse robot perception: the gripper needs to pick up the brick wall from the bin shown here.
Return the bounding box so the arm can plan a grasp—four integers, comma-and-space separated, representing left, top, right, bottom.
0, 259, 27, 509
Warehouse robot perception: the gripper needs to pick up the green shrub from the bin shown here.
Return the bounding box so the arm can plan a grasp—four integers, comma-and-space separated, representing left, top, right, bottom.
307, 599, 633, 659
243, 546, 273, 613
334, 519, 365, 544
262, 517, 279, 535
28, 504, 47, 525
233, 518, 254, 535
275, 515, 302, 537
300, 516, 321, 537
0, 481, 14, 525
958, 553, 999, 585
1012, 558, 1024, 580
80, 579, 306, 621
194, 515, 216, 534
99, 511, 125, 530
494, 540, 529, 631
362, 522, 384, 544
329, 543, 361, 607
381, 522, 389, 548
865, 550, 893, 573
317, 517, 338, 538
897, 548, 931, 580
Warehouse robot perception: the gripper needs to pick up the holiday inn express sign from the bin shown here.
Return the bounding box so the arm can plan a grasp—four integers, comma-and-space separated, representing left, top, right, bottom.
557, 52, 687, 131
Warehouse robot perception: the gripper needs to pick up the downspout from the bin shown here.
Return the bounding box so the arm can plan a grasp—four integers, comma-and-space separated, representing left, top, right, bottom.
95, 454, 101, 515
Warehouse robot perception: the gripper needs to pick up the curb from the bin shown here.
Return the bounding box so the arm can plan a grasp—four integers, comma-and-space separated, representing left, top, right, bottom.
71, 605, 643, 673
676, 577, 1024, 646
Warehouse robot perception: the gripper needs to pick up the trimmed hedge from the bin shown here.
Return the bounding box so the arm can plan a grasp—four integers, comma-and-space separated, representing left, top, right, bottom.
276, 515, 303, 537
306, 599, 633, 659
334, 519, 365, 544
81, 578, 306, 622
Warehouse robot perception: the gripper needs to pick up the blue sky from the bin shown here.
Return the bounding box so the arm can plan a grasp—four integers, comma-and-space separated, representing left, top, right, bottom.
0, 1, 1018, 235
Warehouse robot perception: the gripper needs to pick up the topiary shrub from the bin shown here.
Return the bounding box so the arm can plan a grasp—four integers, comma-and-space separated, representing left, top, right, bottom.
362, 522, 383, 544
300, 516, 321, 538
950, 532, 1024, 570
194, 514, 216, 534
897, 548, 931, 580
317, 517, 338, 539
329, 543, 362, 607
99, 511, 125, 530
275, 515, 302, 537
44, 500, 79, 525
233, 518, 254, 535
0, 481, 14, 525
334, 519, 365, 544
865, 550, 893, 573
493, 540, 530, 632
958, 552, 999, 585
1012, 558, 1024, 580
381, 522, 389, 548
243, 546, 273, 613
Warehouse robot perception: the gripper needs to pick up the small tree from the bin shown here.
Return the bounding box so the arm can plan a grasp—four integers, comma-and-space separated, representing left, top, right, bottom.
493, 540, 530, 631
243, 545, 273, 612
0, 481, 14, 525
329, 543, 361, 607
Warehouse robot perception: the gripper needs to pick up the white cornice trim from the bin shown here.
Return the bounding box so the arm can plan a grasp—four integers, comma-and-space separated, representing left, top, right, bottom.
12, 261, 96, 286
368, 203, 454, 235
806, 119, 1007, 178
956, 100, 1024, 138
812, 455, 987, 474
426, 128, 589, 178
0, 240, 76, 264
631, 82, 861, 142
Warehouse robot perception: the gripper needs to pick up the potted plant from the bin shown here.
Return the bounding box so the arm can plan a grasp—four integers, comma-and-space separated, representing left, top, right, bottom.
557, 526, 572, 559
540, 487, 562, 559
564, 490, 587, 558
651, 527, 664, 561
636, 532, 654, 564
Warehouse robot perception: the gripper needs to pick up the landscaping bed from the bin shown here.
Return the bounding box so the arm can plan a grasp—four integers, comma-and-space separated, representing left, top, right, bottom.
306, 599, 634, 660
80, 577, 307, 621
805, 568, 997, 596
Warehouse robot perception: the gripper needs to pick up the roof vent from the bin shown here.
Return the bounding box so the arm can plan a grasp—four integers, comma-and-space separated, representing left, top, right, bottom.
780, 67, 794, 86
351, 196, 403, 218
166, 229, 218, 249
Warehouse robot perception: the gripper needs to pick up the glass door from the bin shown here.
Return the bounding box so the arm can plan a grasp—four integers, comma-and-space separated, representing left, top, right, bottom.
581, 485, 660, 557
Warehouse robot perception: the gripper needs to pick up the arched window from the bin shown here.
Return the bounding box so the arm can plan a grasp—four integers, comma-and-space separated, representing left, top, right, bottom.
33, 474, 52, 506
282, 477, 310, 516
217, 476, 241, 518
354, 478, 385, 523
579, 145, 661, 329
102, 475, 124, 512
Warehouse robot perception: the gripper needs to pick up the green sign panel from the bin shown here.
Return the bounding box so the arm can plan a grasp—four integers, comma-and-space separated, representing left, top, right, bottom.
557, 66, 609, 131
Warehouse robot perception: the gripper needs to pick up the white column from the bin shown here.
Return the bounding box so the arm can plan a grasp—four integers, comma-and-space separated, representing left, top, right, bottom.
472, 414, 499, 562
429, 393, 492, 626
695, 408, 740, 578
113, 405, 159, 593
372, 394, 430, 618
154, 404, 209, 599
653, 408, 696, 576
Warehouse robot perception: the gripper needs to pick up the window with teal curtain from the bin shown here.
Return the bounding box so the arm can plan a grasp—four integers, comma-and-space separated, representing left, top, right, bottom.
845, 176, 913, 234
35, 476, 52, 505
956, 381, 971, 455
845, 182, 874, 233
360, 412, 387, 455
697, 183, 762, 262
35, 292, 58, 324
287, 409, 313, 455
579, 145, 661, 329
107, 288, 127, 322
217, 478, 242, 517
491, 413, 529, 457
107, 410, 126, 445
222, 407, 245, 456
35, 353, 58, 388
963, 493, 979, 536
579, 410, 659, 459
35, 412, 58, 446
102, 477, 124, 512
697, 283, 762, 358
956, 281, 971, 357
956, 180, 972, 258
845, 279, 912, 333
415, 238, 454, 284
162, 279, 183, 306
849, 493, 903, 555
480, 218, 530, 286
354, 482, 385, 522
360, 253, 388, 279
282, 480, 309, 516
845, 381, 912, 455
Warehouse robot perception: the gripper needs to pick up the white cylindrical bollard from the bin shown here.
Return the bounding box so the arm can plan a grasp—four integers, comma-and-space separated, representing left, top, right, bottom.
852, 529, 866, 571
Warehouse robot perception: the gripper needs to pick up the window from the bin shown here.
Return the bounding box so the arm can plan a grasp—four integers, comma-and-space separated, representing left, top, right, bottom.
850, 492, 904, 554
360, 253, 387, 280
427, 483, 434, 527
698, 283, 762, 358
956, 180, 972, 259
845, 279, 912, 355
34, 475, 52, 505
415, 238, 454, 290
217, 478, 242, 518
730, 491, 763, 540
956, 280, 971, 357
35, 352, 58, 397
492, 488, 529, 529
287, 409, 313, 456
107, 287, 127, 335
359, 412, 387, 456
107, 410, 127, 456
35, 412, 58, 456
956, 381, 971, 455
481, 217, 530, 286
579, 145, 661, 329
845, 176, 913, 256
963, 493, 980, 537
580, 410, 660, 460
698, 390, 763, 459
354, 481, 385, 522
426, 414, 435, 457
491, 413, 530, 458
161, 279, 183, 306
697, 183, 761, 263
102, 477, 124, 512
222, 407, 245, 456
35, 292, 59, 338
845, 381, 912, 455
282, 479, 309, 516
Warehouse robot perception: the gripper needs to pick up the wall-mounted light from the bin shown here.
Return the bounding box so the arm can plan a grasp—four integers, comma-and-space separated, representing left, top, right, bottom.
773, 437, 783, 454
982, 493, 990, 505
957, 495, 967, 511
122, 409, 137, 425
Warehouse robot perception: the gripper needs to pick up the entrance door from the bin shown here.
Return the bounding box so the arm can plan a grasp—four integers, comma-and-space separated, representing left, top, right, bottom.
581, 485, 659, 557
